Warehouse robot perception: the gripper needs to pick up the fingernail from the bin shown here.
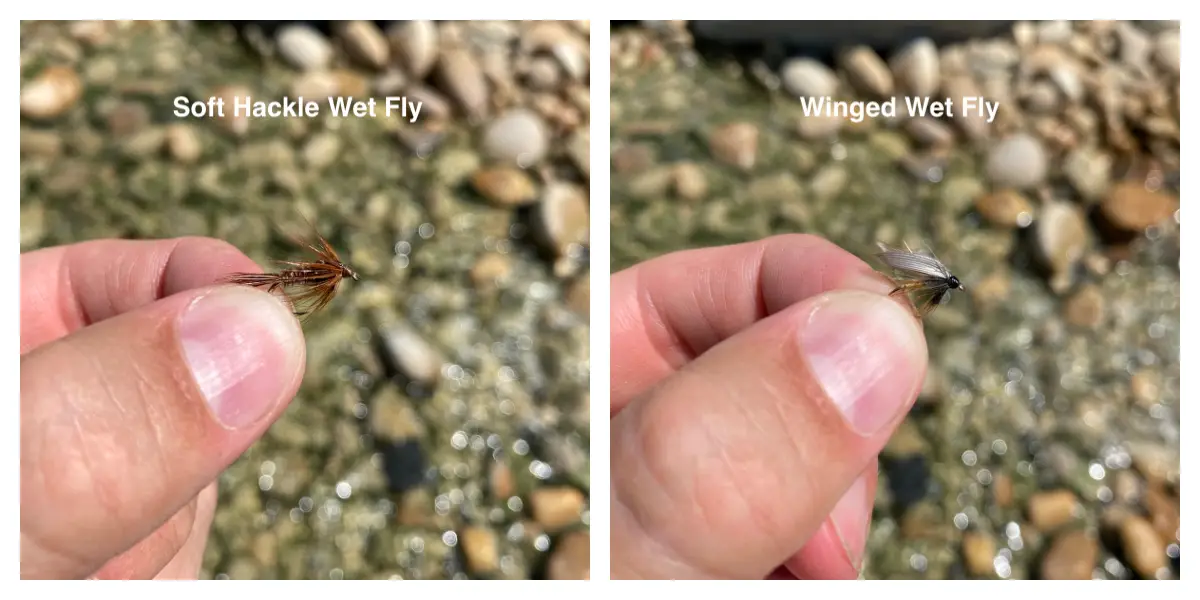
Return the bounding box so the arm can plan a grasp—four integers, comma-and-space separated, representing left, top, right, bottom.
179, 286, 303, 429
829, 472, 872, 574
800, 291, 925, 435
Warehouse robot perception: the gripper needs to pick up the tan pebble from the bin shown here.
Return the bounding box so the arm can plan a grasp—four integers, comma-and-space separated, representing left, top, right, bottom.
671, 162, 708, 201
302, 133, 340, 169
387, 20, 439, 80
331, 70, 369, 98
627, 167, 674, 200
211, 85, 252, 137
1063, 284, 1105, 328
460, 526, 499, 574
337, 21, 389, 69
20, 129, 63, 158
1027, 489, 1080, 531
396, 488, 434, 527
1101, 181, 1178, 232
1041, 530, 1098, 579
1130, 369, 1161, 408
164, 124, 202, 163
709, 122, 759, 170
488, 460, 514, 499
565, 276, 589, 318
841, 45, 894, 97
961, 530, 997, 577
992, 472, 1014, 508
291, 71, 340, 100
972, 271, 1012, 309
529, 486, 585, 531
436, 49, 489, 120
533, 183, 589, 257
275, 24, 333, 71
471, 253, 513, 289
1120, 515, 1167, 578
1143, 485, 1179, 548
975, 190, 1035, 228
611, 143, 656, 174
471, 167, 538, 207
547, 531, 590, 580
20, 65, 82, 120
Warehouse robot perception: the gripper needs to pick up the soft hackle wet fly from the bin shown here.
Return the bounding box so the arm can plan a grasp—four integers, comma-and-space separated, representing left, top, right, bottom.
874, 241, 964, 319
223, 222, 359, 322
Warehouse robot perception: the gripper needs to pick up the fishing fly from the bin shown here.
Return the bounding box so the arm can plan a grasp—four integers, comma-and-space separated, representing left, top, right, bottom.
223, 220, 359, 322
874, 241, 964, 319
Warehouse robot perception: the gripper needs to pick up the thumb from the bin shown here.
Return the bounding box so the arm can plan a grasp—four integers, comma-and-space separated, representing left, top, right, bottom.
611, 290, 926, 579
20, 285, 305, 579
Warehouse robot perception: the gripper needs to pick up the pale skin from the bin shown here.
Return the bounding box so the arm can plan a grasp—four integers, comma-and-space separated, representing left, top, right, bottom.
610, 234, 929, 579
20, 237, 306, 579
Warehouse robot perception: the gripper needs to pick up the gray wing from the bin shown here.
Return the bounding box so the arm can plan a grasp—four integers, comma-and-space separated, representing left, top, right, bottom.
875, 242, 951, 279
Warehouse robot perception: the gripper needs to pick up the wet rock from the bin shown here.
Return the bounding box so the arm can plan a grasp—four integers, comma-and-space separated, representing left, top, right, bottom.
368, 386, 425, 443
942, 76, 990, 142
436, 48, 489, 120
388, 20, 439, 80
795, 112, 843, 140
20, 65, 82, 120
19, 129, 62, 158
565, 276, 589, 318
211, 85, 252, 137
403, 84, 452, 121
1063, 284, 1105, 329
972, 271, 1012, 310
1130, 369, 1161, 408
975, 190, 1034, 228
1062, 147, 1112, 202
1027, 489, 1080, 531
1120, 514, 1167, 578
533, 182, 589, 257
1035, 201, 1089, 291
1100, 182, 1178, 233
301, 133, 340, 169
962, 530, 997, 577
1143, 485, 1179, 548
529, 486, 585, 531
489, 460, 515, 500
470, 166, 539, 207
482, 109, 550, 166
164, 124, 202, 163
840, 46, 893, 97
890, 37, 939, 96
708, 122, 759, 170
547, 531, 590, 579
1041, 530, 1098, 579
1154, 30, 1180, 75
670, 162, 708, 201
992, 472, 1014, 508
291, 70, 340, 99
985, 134, 1048, 189
566, 128, 589, 179
337, 21, 389, 70
379, 323, 443, 385
779, 57, 838, 99
275, 24, 333, 71
905, 117, 954, 147
470, 253, 513, 290
1037, 20, 1073, 44
460, 526, 499, 575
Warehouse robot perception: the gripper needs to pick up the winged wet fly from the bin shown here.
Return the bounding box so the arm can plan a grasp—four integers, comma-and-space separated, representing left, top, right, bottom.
873, 241, 964, 319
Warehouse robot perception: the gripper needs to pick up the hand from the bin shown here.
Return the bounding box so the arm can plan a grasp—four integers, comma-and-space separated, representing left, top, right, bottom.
610, 234, 928, 579
20, 237, 306, 579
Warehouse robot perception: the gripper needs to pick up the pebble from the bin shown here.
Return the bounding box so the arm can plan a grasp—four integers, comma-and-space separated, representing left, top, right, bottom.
470, 253, 513, 290
961, 530, 997, 577
905, 117, 954, 147
379, 323, 443, 385
708, 122, 759, 170
794, 113, 842, 140
566, 128, 589, 179
301, 133, 340, 169
275, 24, 333, 71
985, 134, 1048, 189
1037, 20, 1073, 44
459, 526, 499, 574
1116, 22, 1152, 71
1130, 369, 1161, 407
337, 21, 389, 70
1154, 30, 1180, 74
403, 84, 452, 121
670, 162, 708, 201
488, 460, 515, 499
840, 46, 893, 97
164, 124, 201, 163
889, 37, 939, 96
1041, 530, 1098, 579
611, 143, 656, 174
435, 49, 489, 120
1062, 147, 1112, 202
565, 276, 589, 318
1063, 284, 1105, 328
779, 57, 838, 99
211, 85, 252, 137
992, 472, 1014, 508
482, 109, 550, 166
1035, 201, 1089, 290
19, 129, 62, 158
387, 20, 439, 80
20, 65, 82, 120
939, 176, 985, 214
1100, 182, 1178, 232
368, 386, 424, 443
1027, 489, 1080, 531
942, 76, 990, 141
529, 486, 585, 531
533, 182, 589, 257
470, 166, 539, 207
106, 101, 149, 137
975, 190, 1034, 228
291, 71, 340, 100
547, 531, 590, 579
1143, 485, 1179, 548
1119, 514, 1167, 578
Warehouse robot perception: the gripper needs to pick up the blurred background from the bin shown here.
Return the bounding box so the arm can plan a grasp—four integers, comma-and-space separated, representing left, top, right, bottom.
610, 20, 1178, 580
20, 20, 591, 580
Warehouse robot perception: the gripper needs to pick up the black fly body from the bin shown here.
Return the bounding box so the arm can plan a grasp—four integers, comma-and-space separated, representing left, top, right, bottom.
874, 241, 964, 319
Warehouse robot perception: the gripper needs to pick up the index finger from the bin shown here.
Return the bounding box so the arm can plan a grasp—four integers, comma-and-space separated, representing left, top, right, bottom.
610, 234, 896, 413
20, 237, 261, 354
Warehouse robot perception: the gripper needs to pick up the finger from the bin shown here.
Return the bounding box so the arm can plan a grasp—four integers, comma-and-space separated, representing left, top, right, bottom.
611, 290, 926, 579
155, 483, 218, 580
782, 460, 879, 580
21, 237, 260, 354
610, 234, 894, 414
20, 285, 304, 579
90, 495, 199, 579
